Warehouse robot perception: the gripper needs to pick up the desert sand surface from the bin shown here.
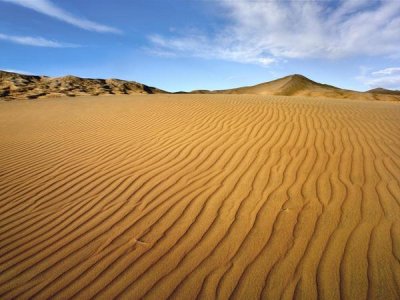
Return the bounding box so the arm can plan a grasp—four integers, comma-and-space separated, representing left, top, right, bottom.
0, 94, 400, 299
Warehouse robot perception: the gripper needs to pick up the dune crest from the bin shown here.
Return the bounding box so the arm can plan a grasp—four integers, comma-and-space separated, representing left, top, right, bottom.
192, 74, 400, 101
0, 94, 399, 299
368, 87, 400, 95
2, 70, 400, 101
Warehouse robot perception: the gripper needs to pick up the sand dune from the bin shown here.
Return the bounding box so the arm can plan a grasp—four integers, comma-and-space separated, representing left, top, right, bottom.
0, 94, 400, 299
2, 70, 400, 102
0, 70, 166, 100
368, 88, 400, 96
192, 74, 400, 101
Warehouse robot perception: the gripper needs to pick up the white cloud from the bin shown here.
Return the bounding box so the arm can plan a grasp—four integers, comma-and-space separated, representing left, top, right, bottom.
1, 0, 120, 33
372, 67, 400, 76
149, 0, 400, 65
366, 77, 400, 89
148, 34, 276, 66
358, 67, 400, 90
0, 33, 78, 47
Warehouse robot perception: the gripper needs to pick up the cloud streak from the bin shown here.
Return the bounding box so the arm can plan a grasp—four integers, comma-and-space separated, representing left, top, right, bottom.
0, 33, 78, 47
372, 67, 400, 76
149, 0, 400, 65
359, 67, 400, 90
148, 34, 276, 66
1, 0, 120, 33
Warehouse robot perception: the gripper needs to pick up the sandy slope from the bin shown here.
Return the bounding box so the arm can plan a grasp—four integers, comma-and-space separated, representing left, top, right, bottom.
192, 75, 400, 102
3, 70, 400, 102
0, 95, 399, 299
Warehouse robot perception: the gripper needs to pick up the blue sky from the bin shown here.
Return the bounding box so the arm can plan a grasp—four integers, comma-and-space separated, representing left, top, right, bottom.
0, 0, 399, 92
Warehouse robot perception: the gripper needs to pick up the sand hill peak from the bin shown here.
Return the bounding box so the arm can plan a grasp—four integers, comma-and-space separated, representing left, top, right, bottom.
367, 87, 400, 95
1, 70, 400, 101
190, 73, 400, 101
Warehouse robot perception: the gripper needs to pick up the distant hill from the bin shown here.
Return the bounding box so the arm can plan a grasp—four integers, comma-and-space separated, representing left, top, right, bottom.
1, 70, 399, 101
0, 70, 167, 100
367, 88, 400, 95
190, 74, 400, 101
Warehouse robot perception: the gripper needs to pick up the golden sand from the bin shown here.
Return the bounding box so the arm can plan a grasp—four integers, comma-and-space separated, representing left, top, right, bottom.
0, 95, 399, 299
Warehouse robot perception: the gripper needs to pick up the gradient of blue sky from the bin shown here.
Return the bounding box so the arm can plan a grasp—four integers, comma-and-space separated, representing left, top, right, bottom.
0, 0, 399, 92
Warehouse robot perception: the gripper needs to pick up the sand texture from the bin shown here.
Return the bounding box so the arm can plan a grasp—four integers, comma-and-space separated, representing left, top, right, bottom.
0, 95, 400, 299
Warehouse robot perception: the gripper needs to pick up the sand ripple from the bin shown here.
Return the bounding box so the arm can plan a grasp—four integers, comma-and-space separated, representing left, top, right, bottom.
0, 95, 399, 299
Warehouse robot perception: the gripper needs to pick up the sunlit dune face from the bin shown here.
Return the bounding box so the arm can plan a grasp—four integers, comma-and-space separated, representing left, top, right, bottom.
0, 94, 399, 299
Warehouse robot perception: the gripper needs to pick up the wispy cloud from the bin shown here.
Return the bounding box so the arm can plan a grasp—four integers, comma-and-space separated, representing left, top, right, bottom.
1, 0, 121, 33
372, 67, 400, 76
0, 33, 78, 47
358, 67, 400, 90
148, 34, 276, 66
149, 0, 400, 65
